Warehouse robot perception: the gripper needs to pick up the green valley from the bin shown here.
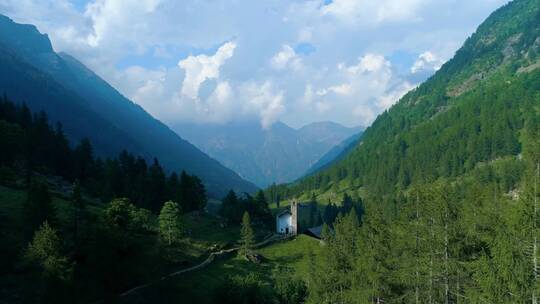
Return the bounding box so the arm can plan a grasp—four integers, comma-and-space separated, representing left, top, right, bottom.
1, 0, 540, 303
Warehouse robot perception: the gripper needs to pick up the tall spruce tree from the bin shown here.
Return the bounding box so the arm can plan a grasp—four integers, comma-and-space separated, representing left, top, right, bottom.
240, 212, 255, 256
71, 181, 85, 237
306, 212, 361, 303
24, 178, 55, 239
220, 190, 240, 223
355, 204, 393, 303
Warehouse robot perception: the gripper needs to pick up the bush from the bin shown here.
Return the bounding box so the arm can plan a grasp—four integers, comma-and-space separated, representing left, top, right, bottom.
213, 273, 274, 304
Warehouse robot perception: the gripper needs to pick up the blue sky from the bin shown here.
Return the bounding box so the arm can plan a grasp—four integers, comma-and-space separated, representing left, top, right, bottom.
0, 0, 509, 128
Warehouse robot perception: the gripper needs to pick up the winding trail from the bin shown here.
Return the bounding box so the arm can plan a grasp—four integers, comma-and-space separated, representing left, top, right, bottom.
119, 233, 290, 298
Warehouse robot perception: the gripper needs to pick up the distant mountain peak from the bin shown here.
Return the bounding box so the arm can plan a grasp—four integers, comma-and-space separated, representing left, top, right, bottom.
0, 14, 53, 54
0, 14, 257, 197
174, 120, 363, 187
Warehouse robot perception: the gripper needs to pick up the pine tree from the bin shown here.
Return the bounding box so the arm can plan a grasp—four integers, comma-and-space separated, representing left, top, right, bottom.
190, 174, 208, 211
306, 211, 360, 303
254, 190, 272, 226
220, 190, 240, 223
71, 181, 85, 245
166, 172, 180, 203
514, 116, 540, 302
240, 212, 255, 256
148, 158, 166, 212
73, 138, 94, 181
341, 193, 353, 214
355, 204, 393, 303
24, 178, 55, 239
158, 201, 183, 246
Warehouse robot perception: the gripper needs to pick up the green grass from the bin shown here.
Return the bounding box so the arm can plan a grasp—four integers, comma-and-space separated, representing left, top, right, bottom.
172, 213, 241, 264
0, 184, 77, 243
124, 235, 322, 304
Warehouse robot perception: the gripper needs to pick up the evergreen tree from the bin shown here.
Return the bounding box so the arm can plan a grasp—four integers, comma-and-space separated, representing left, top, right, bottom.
179, 171, 208, 212
73, 138, 94, 181
341, 193, 353, 214
220, 190, 240, 223
355, 204, 393, 303
272, 266, 307, 304
166, 172, 180, 203
190, 174, 208, 211
254, 190, 272, 227
71, 180, 85, 245
323, 203, 339, 226
24, 178, 55, 239
513, 116, 540, 303
148, 158, 166, 212
307, 211, 360, 303
158, 201, 183, 246
239, 212, 255, 256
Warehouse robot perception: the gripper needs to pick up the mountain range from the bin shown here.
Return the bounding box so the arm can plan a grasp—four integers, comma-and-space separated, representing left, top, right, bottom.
174, 121, 362, 187
0, 15, 258, 198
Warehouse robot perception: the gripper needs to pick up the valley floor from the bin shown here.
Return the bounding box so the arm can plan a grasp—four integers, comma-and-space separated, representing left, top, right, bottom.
121, 234, 321, 304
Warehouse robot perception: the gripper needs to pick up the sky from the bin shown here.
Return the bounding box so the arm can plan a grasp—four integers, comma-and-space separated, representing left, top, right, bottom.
0, 0, 509, 128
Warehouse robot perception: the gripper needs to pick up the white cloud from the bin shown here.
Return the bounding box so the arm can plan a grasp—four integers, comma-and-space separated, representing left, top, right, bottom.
298, 28, 313, 42
240, 81, 285, 129
178, 41, 237, 100
0, 0, 510, 128
302, 84, 314, 104
270, 44, 302, 71
199, 81, 236, 123
212, 81, 233, 105
130, 69, 166, 104
411, 51, 444, 73
321, 0, 426, 25
85, 0, 162, 47
346, 53, 391, 74
315, 101, 332, 113
291, 52, 399, 127
377, 81, 416, 110
315, 83, 353, 97
353, 105, 376, 126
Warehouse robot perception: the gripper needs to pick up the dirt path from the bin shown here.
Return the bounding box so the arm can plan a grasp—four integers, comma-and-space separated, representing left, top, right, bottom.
119, 233, 290, 298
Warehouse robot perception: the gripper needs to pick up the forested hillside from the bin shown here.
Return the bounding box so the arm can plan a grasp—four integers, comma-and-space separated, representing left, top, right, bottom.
303, 131, 363, 177
282, 0, 539, 200
0, 97, 278, 303
0, 15, 257, 198
0, 97, 208, 213
268, 0, 540, 302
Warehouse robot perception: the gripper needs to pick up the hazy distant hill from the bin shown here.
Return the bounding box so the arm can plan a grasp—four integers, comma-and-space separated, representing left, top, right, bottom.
174, 121, 362, 187
0, 15, 257, 197
303, 131, 363, 177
